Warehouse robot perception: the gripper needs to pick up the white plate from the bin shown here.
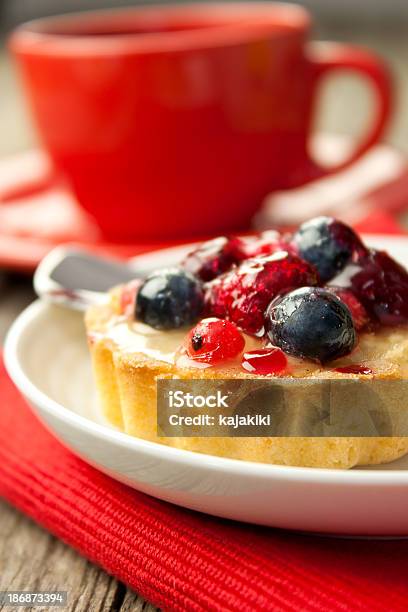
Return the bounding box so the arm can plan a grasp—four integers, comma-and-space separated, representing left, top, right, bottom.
5, 234, 408, 536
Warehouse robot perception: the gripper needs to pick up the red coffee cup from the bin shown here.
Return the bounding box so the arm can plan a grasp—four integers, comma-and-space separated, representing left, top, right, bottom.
10, 3, 392, 240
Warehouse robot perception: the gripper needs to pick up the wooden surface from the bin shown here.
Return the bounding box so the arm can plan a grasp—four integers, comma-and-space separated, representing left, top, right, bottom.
0, 22, 408, 612
0, 275, 156, 612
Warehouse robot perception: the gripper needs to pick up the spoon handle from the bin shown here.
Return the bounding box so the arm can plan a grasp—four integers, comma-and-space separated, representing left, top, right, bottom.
34, 247, 144, 311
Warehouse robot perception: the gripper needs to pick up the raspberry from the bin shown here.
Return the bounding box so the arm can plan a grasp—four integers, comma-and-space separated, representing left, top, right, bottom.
181, 232, 297, 282
184, 318, 245, 364
181, 236, 244, 281
328, 287, 370, 331
204, 252, 319, 335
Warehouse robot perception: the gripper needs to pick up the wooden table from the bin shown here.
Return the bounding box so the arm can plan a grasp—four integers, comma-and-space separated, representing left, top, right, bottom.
0, 276, 156, 612
0, 23, 407, 611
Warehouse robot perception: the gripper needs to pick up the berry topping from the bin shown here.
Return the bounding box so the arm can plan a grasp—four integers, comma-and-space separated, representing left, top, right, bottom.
184, 318, 245, 364
330, 249, 408, 326
181, 236, 244, 281
241, 347, 287, 375
266, 287, 356, 363
119, 279, 141, 317
327, 287, 370, 331
334, 365, 373, 375
240, 231, 297, 259
292, 216, 366, 282
136, 268, 203, 330
205, 252, 319, 335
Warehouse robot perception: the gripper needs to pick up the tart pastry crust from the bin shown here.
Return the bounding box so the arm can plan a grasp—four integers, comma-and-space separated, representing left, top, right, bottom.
86, 298, 408, 469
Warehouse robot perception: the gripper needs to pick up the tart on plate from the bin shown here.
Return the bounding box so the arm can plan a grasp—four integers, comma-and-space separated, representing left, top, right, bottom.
86, 217, 408, 469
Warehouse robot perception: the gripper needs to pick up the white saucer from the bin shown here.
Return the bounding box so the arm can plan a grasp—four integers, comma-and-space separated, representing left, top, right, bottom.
5, 235, 408, 536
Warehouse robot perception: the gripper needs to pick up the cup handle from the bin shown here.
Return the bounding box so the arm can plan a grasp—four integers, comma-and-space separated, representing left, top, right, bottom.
304, 41, 392, 181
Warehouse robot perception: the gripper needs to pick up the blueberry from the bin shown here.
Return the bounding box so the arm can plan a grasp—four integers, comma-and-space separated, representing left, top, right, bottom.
292, 216, 365, 282
136, 268, 203, 329
266, 287, 356, 363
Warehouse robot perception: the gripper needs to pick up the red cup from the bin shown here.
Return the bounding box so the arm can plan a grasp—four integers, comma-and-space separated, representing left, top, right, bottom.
10, 3, 392, 240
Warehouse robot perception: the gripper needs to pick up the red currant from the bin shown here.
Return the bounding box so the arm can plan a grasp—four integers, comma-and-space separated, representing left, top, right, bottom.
185, 318, 245, 364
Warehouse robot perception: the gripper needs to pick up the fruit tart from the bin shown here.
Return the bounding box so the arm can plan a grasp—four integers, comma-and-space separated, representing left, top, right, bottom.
85, 217, 408, 468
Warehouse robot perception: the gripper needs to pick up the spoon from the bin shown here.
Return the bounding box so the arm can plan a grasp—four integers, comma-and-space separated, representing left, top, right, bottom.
33, 246, 150, 311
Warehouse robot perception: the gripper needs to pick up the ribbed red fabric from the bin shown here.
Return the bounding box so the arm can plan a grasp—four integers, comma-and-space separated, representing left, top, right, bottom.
1, 358, 408, 611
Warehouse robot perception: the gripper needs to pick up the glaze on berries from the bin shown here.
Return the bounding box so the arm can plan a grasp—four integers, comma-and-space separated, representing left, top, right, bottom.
335, 365, 373, 375
241, 348, 287, 375
205, 251, 319, 335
